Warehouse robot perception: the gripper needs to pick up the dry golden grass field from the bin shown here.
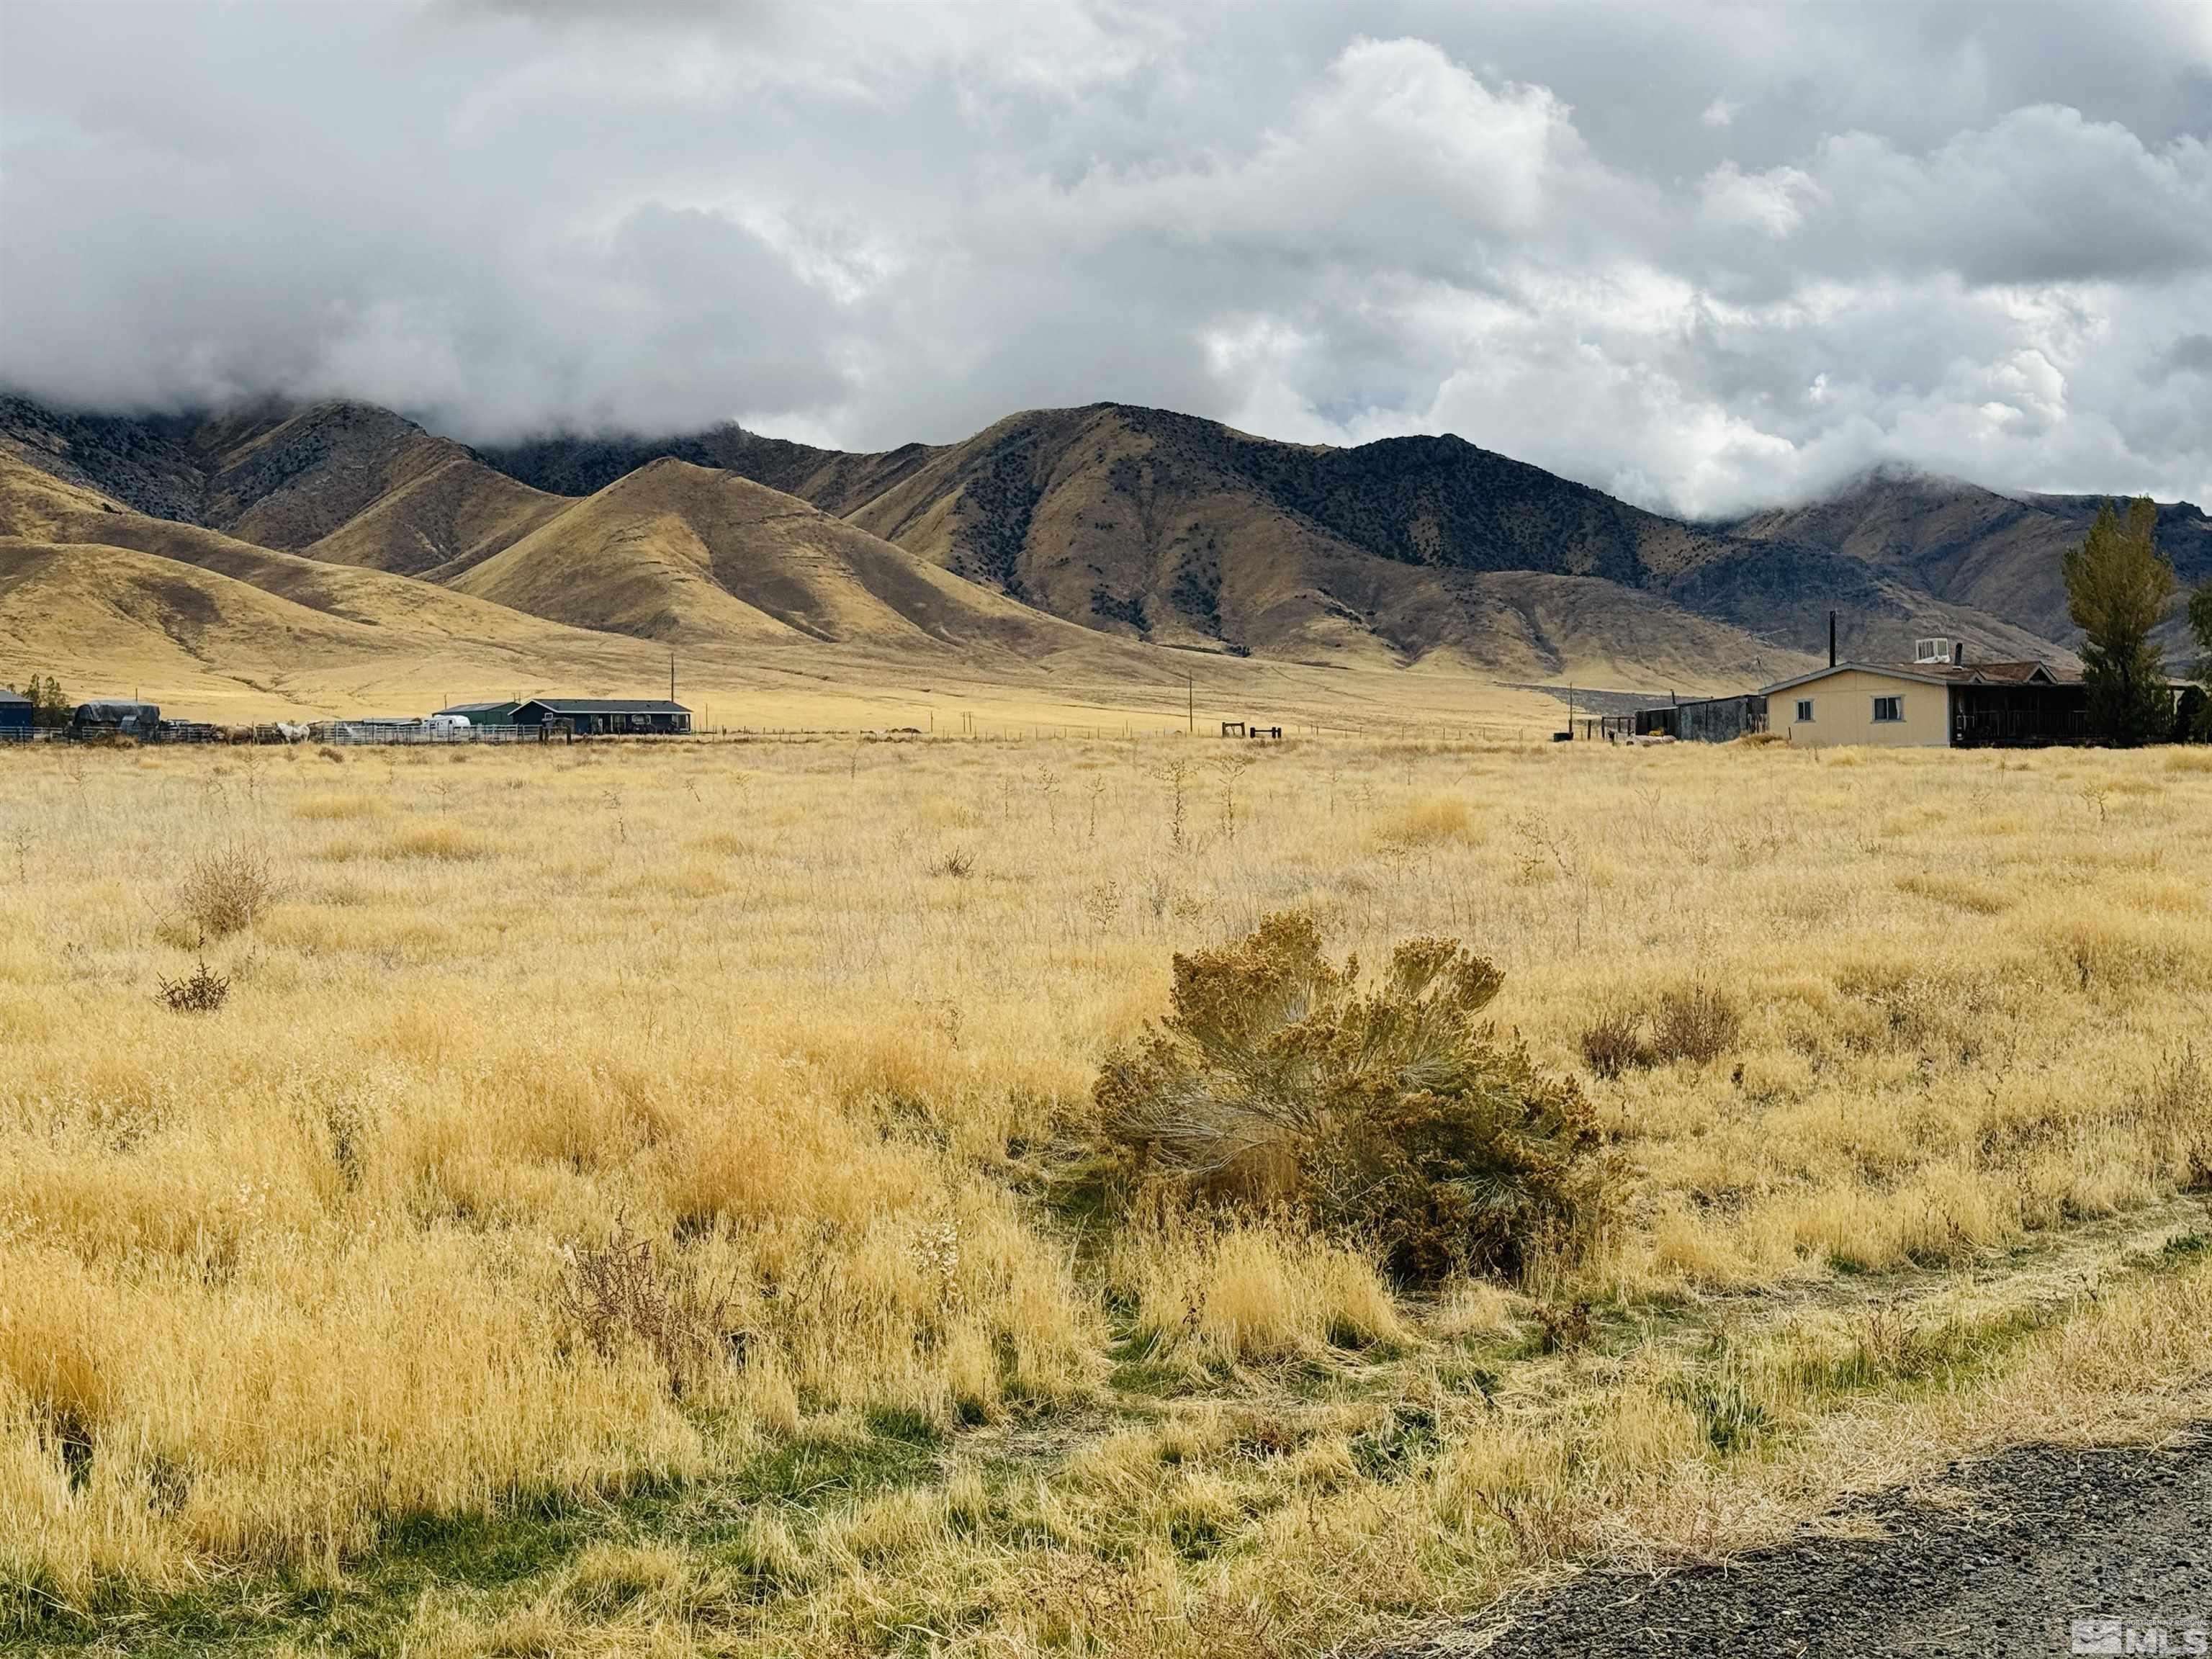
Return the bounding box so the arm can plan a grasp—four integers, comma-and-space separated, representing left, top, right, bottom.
2, 733, 2210, 1657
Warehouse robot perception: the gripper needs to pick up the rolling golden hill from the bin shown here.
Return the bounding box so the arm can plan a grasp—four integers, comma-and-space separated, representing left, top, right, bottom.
304, 456, 570, 579
0, 453, 684, 717
1, 446, 1577, 729
449, 458, 1118, 657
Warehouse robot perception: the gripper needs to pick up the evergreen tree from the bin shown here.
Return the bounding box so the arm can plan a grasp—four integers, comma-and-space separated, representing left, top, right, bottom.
2185, 583, 2212, 742
2191, 582, 2212, 685
2064, 498, 2175, 746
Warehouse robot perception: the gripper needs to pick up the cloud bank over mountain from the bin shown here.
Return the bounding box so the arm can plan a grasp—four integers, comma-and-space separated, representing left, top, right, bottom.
4, 0, 2209, 516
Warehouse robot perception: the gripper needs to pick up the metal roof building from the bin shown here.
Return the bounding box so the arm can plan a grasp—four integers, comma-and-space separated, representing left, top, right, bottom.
434, 700, 523, 725
512, 698, 691, 735
0, 688, 30, 737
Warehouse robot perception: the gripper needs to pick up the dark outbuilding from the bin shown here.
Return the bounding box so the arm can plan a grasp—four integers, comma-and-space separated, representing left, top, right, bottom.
435, 700, 523, 725
1601, 693, 1769, 742
511, 698, 691, 736
0, 688, 30, 739
71, 699, 161, 736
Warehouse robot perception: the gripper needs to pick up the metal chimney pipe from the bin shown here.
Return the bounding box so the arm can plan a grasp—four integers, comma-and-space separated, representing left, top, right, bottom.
1829, 611, 1837, 667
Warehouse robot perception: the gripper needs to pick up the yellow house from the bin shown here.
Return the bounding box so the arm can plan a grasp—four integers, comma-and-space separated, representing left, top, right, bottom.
1761, 639, 2085, 749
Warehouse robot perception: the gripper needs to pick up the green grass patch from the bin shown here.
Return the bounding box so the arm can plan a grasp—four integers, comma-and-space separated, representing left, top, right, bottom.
4, 1424, 946, 1655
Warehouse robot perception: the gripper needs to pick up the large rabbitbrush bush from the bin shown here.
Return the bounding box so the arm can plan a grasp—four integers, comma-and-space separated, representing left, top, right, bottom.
1095, 912, 1606, 1284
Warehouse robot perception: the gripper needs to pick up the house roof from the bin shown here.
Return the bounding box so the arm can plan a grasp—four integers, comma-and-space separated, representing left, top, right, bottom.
1758, 660, 2076, 696
436, 701, 519, 717
518, 698, 691, 715
1883, 660, 2071, 686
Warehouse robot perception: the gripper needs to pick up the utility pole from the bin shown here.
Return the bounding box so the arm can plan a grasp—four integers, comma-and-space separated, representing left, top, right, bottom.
669, 649, 676, 704
1186, 673, 1193, 735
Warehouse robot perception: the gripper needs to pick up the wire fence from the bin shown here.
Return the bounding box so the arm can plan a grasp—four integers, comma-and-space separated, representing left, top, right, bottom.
326, 721, 538, 745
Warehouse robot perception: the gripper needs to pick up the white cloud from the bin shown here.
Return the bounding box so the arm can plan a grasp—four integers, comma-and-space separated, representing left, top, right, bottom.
4, 0, 2212, 514
1699, 162, 1819, 237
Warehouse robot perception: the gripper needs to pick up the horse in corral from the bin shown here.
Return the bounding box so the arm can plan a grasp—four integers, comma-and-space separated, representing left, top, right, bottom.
274, 722, 310, 744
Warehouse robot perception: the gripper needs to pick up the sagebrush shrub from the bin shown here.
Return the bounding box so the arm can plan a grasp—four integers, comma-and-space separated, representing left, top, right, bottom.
1094, 912, 1607, 1283
1579, 986, 1742, 1076
174, 845, 274, 938
157, 958, 230, 1014
1648, 984, 1741, 1066
1580, 1010, 1650, 1079
557, 1217, 742, 1398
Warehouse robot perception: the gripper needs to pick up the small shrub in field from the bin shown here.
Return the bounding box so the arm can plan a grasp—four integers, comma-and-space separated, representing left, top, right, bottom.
1579, 1010, 1650, 1079
174, 845, 274, 938
1094, 912, 1606, 1283
157, 958, 230, 1014
2144, 1046, 2212, 1190
558, 1217, 742, 1398
1648, 984, 1741, 1066
1532, 1299, 1593, 1353
1579, 986, 1742, 1076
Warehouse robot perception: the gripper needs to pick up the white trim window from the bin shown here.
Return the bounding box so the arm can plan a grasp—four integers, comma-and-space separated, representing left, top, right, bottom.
1871, 695, 1903, 724
1796, 698, 1815, 723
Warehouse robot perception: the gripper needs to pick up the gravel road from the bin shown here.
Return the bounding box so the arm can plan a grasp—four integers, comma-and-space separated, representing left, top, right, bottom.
1405, 1426, 2211, 1658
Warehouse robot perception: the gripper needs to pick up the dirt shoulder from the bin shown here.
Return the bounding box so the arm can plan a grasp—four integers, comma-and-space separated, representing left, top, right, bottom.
1403, 1426, 2211, 1658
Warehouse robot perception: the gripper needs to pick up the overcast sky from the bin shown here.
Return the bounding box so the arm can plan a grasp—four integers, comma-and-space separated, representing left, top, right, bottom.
4, 1, 2210, 516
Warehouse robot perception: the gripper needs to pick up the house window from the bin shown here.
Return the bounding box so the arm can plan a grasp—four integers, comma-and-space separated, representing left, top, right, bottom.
1796, 699, 1815, 724
1872, 696, 1903, 723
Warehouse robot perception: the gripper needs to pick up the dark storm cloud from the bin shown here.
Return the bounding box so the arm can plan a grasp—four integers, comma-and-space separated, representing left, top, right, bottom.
2, 0, 2208, 513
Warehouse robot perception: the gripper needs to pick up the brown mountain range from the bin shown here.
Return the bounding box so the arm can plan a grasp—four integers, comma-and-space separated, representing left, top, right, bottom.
6, 390, 2206, 723
1723, 463, 2212, 661
478, 403, 2131, 668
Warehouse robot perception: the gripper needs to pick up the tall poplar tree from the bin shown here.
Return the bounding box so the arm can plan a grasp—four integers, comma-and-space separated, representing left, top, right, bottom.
2191, 581, 2212, 684
2064, 497, 2175, 746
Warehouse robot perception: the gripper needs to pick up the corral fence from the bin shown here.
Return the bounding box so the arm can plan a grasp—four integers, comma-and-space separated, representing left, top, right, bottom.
327, 721, 538, 745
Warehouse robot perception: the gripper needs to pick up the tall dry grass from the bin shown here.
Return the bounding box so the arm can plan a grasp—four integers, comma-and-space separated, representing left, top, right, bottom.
0, 733, 2206, 1651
